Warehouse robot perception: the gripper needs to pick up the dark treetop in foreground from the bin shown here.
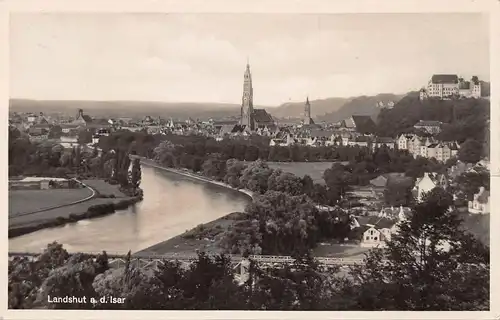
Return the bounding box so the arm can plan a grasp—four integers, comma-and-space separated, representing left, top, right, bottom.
8, 188, 489, 310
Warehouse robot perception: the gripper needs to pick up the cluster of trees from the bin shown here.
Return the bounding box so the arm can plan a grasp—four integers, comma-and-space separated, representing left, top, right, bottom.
8, 126, 141, 196
376, 95, 489, 142
376, 95, 490, 161
449, 167, 490, 207
221, 191, 353, 256
97, 129, 427, 166
8, 188, 489, 310
152, 144, 355, 255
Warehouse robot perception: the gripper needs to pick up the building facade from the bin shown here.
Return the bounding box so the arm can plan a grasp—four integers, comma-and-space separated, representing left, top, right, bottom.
420, 74, 482, 100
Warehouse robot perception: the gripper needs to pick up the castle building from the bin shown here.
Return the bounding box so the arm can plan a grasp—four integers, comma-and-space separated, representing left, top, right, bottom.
419, 74, 481, 100
240, 62, 275, 131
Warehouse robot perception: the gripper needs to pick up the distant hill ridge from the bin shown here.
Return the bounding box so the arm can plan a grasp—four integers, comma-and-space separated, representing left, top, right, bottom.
10, 93, 405, 121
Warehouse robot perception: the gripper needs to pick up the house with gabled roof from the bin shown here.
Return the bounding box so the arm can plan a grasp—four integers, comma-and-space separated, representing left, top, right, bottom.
412, 172, 448, 202
397, 133, 415, 151
371, 137, 395, 151
341, 115, 377, 135
348, 135, 371, 147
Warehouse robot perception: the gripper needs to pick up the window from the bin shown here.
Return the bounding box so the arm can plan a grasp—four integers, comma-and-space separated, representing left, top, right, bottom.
370, 230, 374, 235
374, 237, 378, 241
365, 236, 369, 241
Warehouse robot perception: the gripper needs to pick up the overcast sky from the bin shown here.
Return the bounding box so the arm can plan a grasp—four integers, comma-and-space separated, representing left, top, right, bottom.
10, 13, 489, 106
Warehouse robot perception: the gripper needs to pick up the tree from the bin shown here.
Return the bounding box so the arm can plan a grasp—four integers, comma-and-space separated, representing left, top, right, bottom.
48, 125, 63, 139
384, 179, 415, 206
34, 253, 100, 309
457, 139, 483, 164
323, 163, 353, 205
267, 169, 304, 196
8, 242, 70, 309
129, 158, 142, 194
223, 159, 246, 188
77, 130, 93, 144
239, 160, 274, 194
347, 188, 489, 310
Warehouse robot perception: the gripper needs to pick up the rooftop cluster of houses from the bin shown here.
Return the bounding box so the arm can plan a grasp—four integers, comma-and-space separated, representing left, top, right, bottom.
348, 158, 490, 249
268, 115, 395, 149
9, 109, 114, 147
397, 133, 459, 163
420, 74, 483, 100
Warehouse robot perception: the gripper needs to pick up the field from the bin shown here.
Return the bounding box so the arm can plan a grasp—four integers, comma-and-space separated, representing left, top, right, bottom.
8, 179, 132, 229
9, 188, 93, 217
83, 179, 128, 198
266, 161, 347, 184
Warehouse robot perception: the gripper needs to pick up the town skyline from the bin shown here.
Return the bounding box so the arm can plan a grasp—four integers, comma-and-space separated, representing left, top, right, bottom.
10, 13, 489, 106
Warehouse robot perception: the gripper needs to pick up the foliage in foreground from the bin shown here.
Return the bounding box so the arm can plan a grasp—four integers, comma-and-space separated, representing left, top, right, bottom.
9, 190, 489, 310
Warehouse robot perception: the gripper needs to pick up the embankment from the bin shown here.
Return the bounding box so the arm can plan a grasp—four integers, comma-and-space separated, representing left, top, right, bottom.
8, 179, 143, 239
8, 196, 143, 239
138, 158, 254, 200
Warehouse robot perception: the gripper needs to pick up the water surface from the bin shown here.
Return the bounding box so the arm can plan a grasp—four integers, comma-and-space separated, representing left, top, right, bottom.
8, 166, 250, 254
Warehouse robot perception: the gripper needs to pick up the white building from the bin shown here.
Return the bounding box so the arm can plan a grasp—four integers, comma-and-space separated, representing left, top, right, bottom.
468, 187, 490, 214
420, 74, 481, 100
413, 172, 439, 202
413, 120, 443, 135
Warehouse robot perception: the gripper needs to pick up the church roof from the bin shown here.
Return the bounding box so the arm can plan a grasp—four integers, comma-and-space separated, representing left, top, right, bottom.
253, 109, 274, 124
431, 74, 459, 84
374, 137, 395, 144
356, 216, 396, 230
369, 175, 388, 188
414, 120, 443, 127
350, 115, 377, 134
213, 120, 239, 127
310, 129, 334, 138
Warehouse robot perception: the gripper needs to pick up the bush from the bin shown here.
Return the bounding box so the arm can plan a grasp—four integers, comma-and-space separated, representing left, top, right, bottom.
68, 213, 80, 222
55, 216, 68, 225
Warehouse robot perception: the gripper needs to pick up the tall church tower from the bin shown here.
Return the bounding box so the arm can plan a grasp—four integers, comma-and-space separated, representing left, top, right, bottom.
304, 96, 312, 125
240, 61, 254, 130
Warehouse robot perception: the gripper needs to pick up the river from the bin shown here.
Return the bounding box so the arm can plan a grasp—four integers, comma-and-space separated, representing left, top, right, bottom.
8, 165, 251, 254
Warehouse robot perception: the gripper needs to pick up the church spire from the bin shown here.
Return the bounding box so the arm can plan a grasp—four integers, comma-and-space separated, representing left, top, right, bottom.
304, 96, 312, 125
241, 60, 254, 130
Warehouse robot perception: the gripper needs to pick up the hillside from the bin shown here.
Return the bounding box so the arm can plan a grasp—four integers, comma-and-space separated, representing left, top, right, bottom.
375, 94, 490, 142
272, 97, 349, 119
9, 99, 259, 120
316, 93, 405, 123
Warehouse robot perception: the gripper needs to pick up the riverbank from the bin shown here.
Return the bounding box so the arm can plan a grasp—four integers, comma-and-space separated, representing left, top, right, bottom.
137, 157, 254, 200
135, 158, 355, 258
8, 179, 143, 239
135, 211, 245, 256
134, 158, 253, 255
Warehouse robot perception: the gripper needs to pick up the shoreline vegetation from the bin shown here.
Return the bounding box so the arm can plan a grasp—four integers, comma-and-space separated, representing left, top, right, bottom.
8, 197, 143, 239
135, 157, 363, 258
8, 179, 144, 239
135, 156, 254, 199
134, 156, 255, 256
